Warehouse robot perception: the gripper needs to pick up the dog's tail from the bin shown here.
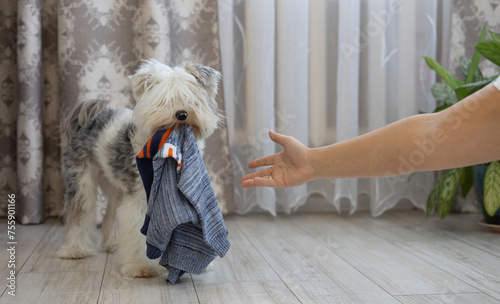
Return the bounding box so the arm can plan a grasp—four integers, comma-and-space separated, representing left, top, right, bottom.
61, 99, 107, 146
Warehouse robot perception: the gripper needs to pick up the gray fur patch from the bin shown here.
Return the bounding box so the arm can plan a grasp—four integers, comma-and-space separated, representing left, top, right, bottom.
61, 108, 116, 222
185, 63, 221, 97
105, 122, 139, 196
61, 99, 108, 146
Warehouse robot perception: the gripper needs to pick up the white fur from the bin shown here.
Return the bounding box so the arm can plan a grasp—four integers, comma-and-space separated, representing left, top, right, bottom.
58, 60, 221, 278
132, 60, 222, 147
57, 160, 100, 259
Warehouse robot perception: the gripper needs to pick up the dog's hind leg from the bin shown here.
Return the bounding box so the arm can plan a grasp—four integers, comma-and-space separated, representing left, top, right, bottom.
100, 182, 121, 253
115, 194, 160, 278
57, 160, 100, 259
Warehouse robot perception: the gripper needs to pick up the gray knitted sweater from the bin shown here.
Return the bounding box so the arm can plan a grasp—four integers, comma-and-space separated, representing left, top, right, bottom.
138, 125, 230, 283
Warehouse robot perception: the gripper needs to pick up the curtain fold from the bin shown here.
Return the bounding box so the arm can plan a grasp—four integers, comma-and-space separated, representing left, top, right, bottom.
220, 0, 277, 214
1, 0, 233, 223
274, 0, 309, 213
16, 0, 45, 223
334, 0, 360, 214
219, 0, 442, 215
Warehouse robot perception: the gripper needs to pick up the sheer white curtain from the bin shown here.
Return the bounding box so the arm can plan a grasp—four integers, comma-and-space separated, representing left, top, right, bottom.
218, 0, 440, 215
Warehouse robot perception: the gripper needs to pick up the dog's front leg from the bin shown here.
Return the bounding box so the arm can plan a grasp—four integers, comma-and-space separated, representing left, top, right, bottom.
115, 194, 160, 278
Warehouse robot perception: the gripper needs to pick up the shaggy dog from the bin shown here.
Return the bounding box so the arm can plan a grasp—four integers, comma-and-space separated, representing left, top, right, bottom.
57, 60, 222, 277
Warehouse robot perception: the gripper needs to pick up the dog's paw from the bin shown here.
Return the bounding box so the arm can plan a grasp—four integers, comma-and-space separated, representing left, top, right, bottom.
121, 264, 158, 278
57, 246, 97, 259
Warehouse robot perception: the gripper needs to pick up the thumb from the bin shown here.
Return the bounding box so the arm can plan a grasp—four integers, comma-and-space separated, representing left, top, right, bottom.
269, 130, 287, 146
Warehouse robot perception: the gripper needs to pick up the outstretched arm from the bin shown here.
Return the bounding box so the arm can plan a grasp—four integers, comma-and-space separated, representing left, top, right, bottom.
241, 82, 500, 188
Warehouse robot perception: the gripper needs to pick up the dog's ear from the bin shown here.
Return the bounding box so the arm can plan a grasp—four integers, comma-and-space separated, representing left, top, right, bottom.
130, 59, 162, 102
185, 63, 221, 98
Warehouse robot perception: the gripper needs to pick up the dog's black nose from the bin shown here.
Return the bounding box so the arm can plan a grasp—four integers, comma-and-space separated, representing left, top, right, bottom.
175, 110, 188, 121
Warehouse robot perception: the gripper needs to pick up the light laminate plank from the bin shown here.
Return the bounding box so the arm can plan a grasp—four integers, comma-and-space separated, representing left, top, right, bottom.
21, 220, 107, 273
399, 237, 500, 300
238, 214, 400, 303
349, 210, 500, 258
194, 281, 301, 304
192, 216, 301, 303
0, 219, 55, 293
1, 211, 498, 304
355, 211, 500, 300
192, 217, 289, 284
0, 271, 101, 304
395, 292, 499, 304
98, 253, 199, 304
288, 213, 478, 296
234, 214, 295, 237
395, 211, 500, 258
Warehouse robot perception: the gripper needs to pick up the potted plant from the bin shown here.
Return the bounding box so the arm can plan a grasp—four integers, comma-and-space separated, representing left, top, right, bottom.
423, 23, 500, 225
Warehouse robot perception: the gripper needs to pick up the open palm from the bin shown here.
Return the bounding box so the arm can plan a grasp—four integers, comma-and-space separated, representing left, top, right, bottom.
241, 130, 314, 188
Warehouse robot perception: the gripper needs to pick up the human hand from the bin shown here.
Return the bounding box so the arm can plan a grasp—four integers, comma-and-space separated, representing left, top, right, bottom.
241, 130, 315, 188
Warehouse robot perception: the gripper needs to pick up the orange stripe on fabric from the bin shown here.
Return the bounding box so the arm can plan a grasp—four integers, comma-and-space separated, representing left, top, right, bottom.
158, 128, 173, 150
146, 136, 153, 158
168, 148, 173, 158
138, 140, 149, 158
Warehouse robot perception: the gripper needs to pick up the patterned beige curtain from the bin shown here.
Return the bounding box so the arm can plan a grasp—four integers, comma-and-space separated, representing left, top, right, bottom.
0, 0, 234, 224
449, 0, 500, 77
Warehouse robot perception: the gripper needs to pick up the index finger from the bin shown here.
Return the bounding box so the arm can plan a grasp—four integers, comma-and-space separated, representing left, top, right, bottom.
241, 176, 279, 188
248, 154, 275, 169
241, 167, 273, 182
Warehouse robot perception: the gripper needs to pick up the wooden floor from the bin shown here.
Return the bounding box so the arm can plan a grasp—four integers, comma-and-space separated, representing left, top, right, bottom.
1, 210, 499, 304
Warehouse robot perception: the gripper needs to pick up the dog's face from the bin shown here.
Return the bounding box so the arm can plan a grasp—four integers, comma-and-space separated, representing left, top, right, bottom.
130, 59, 222, 140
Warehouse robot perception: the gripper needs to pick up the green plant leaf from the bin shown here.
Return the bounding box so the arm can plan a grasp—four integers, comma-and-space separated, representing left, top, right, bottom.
437, 168, 464, 219
461, 166, 473, 199
461, 59, 483, 84
476, 40, 500, 67
465, 23, 487, 84
433, 104, 452, 113
490, 31, 500, 43
455, 88, 468, 101
427, 168, 464, 219
407, 172, 416, 183
431, 83, 458, 105
424, 57, 464, 89
454, 75, 499, 99
484, 161, 500, 216
426, 180, 440, 218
